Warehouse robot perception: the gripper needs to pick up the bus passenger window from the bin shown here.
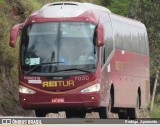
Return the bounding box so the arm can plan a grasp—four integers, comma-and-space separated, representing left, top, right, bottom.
122, 24, 132, 51
113, 21, 123, 49
139, 29, 148, 54
103, 22, 113, 62
131, 26, 140, 53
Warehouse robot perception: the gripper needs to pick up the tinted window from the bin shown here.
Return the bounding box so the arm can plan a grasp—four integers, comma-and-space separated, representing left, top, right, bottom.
144, 31, 149, 55
103, 22, 113, 61
20, 22, 98, 74
113, 21, 123, 49
122, 24, 132, 51
139, 28, 147, 54
131, 26, 140, 53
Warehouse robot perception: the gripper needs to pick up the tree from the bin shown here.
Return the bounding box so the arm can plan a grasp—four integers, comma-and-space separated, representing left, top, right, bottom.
128, 0, 160, 74
100, 0, 112, 6
107, 0, 129, 16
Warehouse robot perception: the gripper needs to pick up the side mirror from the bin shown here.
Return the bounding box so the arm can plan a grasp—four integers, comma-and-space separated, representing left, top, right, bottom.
97, 24, 104, 46
10, 23, 23, 48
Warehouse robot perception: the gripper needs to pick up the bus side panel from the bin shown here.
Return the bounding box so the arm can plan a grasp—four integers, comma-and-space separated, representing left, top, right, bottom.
110, 50, 135, 107
139, 77, 150, 108
139, 55, 150, 108
100, 63, 112, 107
110, 50, 149, 108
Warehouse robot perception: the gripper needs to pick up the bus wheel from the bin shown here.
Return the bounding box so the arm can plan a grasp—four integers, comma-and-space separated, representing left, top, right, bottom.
66, 110, 86, 118
118, 111, 128, 119
99, 94, 112, 119
35, 110, 46, 117
98, 107, 108, 119
128, 94, 140, 119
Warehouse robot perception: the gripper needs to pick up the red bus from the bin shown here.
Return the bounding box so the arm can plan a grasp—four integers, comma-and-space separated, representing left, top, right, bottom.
9, 2, 150, 119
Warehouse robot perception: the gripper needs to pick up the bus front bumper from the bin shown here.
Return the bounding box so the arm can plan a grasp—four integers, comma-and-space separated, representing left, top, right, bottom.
19, 92, 101, 110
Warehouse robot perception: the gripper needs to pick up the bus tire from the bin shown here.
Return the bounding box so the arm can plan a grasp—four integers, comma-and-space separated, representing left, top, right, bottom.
118, 111, 128, 119
98, 107, 108, 119
35, 110, 46, 117
99, 92, 112, 119
66, 110, 86, 118
128, 94, 140, 119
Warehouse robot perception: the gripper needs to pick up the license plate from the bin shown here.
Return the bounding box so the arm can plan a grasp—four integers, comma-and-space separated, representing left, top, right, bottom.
51, 98, 64, 103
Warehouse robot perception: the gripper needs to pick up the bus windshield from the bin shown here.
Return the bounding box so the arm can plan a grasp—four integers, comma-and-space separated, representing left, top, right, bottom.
20, 22, 98, 75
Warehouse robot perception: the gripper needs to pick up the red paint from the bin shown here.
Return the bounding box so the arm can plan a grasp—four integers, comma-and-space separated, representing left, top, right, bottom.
51, 98, 64, 103
9, 23, 23, 47
10, 2, 150, 115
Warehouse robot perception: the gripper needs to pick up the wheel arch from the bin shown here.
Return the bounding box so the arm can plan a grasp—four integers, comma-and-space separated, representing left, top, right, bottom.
110, 83, 114, 106
138, 86, 141, 108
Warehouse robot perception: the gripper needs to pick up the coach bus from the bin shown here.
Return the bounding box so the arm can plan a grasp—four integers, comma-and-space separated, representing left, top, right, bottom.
9, 2, 150, 119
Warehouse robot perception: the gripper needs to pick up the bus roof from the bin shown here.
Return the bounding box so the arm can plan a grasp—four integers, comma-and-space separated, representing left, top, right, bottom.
38, 2, 111, 18
110, 13, 146, 29
29, 2, 145, 29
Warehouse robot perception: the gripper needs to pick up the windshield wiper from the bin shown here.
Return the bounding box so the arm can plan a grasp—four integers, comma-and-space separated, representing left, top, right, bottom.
24, 62, 63, 75
57, 68, 92, 73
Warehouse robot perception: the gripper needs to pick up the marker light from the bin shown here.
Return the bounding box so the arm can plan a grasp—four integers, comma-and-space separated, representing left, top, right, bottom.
19, 85, 36, 94
81, 83, 100, 93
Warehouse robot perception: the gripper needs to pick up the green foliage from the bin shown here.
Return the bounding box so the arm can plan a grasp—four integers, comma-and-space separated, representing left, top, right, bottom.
100, 0, 111, 6
128, 0, 160, 75
154, 94, 160, 104
36, 0, 108, 6
150, 103, 160, 118
0, 0, 41, 116
0, 0, 4, 3
107, 0, 129, 16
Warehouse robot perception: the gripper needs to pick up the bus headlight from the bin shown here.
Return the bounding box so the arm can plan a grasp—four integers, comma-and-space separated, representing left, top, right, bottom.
81, 83, 100, 93
19, 85, 36, 94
